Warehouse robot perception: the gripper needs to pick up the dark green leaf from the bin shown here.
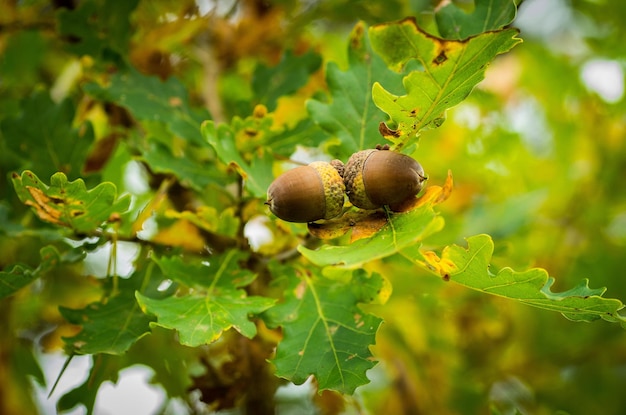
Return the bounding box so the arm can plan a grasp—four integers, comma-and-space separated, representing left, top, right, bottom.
60, 291, 155, 355
0, 91, 94, 179
266, 266, 383, 394
14, 340, 46, 387
56, 0, 140, 58
152, 251, 256, 289
141, 142, 226, 191
0, 30, 47, 88
266, 118, 329, 156
84, 69, 210, 146
306, 21, 405, 158
436, 0, 517, 40
253, 49, 322, 111
57, 355, 120, 415
0, 246, 60, 299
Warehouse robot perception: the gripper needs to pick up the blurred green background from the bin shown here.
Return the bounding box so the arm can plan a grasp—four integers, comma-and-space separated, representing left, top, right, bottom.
1, 0, 626, 414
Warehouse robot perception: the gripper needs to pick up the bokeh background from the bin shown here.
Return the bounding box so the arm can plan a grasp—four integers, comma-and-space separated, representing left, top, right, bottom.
1, 0, 626, 414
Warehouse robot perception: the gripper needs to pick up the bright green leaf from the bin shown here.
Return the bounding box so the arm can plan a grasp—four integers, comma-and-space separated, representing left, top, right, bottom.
136, 291, 275, 347
436, 0, 517, 40
299, 203, 444, 268
427, 234, 626, 327
266, 266, 383, 394
11, 170, 130, 233
306, 21, 405, 158
138, 250, 276, 346
201, 120, 274, 198
369, 18, 521, 148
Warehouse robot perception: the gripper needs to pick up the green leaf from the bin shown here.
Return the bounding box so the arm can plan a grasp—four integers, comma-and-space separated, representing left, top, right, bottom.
11, 170, 130, 233
152, 250, 256, 289
57, 330, 198, 414
14, 339, 46, 387
56, 0, 140, 58
253, 49, 322, 111
299, 203, 444, 268
141, 142, 226, 191
84, 68, 210, 146
136, 292, 275, 347
0, 91, 95, 179
436, 0, 517, 40
168, 206, 240, 239
201, 120, 274, 198
426, 234, 626, 327
306, 21, 405, 158
266, 266, 383, 394
57, 355, 120, 415
369, 18, 521, 148
137, 250, 276, 346
59, 292, 155, 355
0, 246, 60, 299
0, 30, 46, 88
267, 118, 329, 156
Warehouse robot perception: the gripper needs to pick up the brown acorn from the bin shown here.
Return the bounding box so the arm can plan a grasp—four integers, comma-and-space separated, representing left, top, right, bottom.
343, 149, 426, 211
266, 161, 345, 223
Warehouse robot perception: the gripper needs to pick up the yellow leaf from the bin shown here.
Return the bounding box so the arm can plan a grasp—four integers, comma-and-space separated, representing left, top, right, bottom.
394, 169, 454, 212
24, 186, 66, 227
420, 250, 458, 281
153, 219, 205, 252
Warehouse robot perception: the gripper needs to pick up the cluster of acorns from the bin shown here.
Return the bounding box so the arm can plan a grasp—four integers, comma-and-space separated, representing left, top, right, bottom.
266, 147, 426, 223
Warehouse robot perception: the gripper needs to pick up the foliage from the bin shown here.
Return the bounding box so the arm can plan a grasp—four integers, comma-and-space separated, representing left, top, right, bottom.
2, 0, 626, 414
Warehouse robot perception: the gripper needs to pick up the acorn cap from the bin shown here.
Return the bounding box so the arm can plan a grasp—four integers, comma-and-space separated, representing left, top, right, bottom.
344, 149, 377, 209
308, 161, 345, 219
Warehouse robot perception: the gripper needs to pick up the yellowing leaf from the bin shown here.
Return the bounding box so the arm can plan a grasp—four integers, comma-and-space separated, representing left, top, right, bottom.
421, 234, 626, 327
369, 18, 521, 148
166, 206, 240, 239
12, 170, 130, 233
307, 210, 387, 241
152, 219, 205, 252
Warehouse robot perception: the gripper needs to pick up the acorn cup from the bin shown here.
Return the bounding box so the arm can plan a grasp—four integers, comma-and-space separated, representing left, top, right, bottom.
266, 160, 345, 223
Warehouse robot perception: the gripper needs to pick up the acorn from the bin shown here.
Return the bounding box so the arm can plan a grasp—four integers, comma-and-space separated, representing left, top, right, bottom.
343, 148, 426, 211
266, 160, 345, 223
